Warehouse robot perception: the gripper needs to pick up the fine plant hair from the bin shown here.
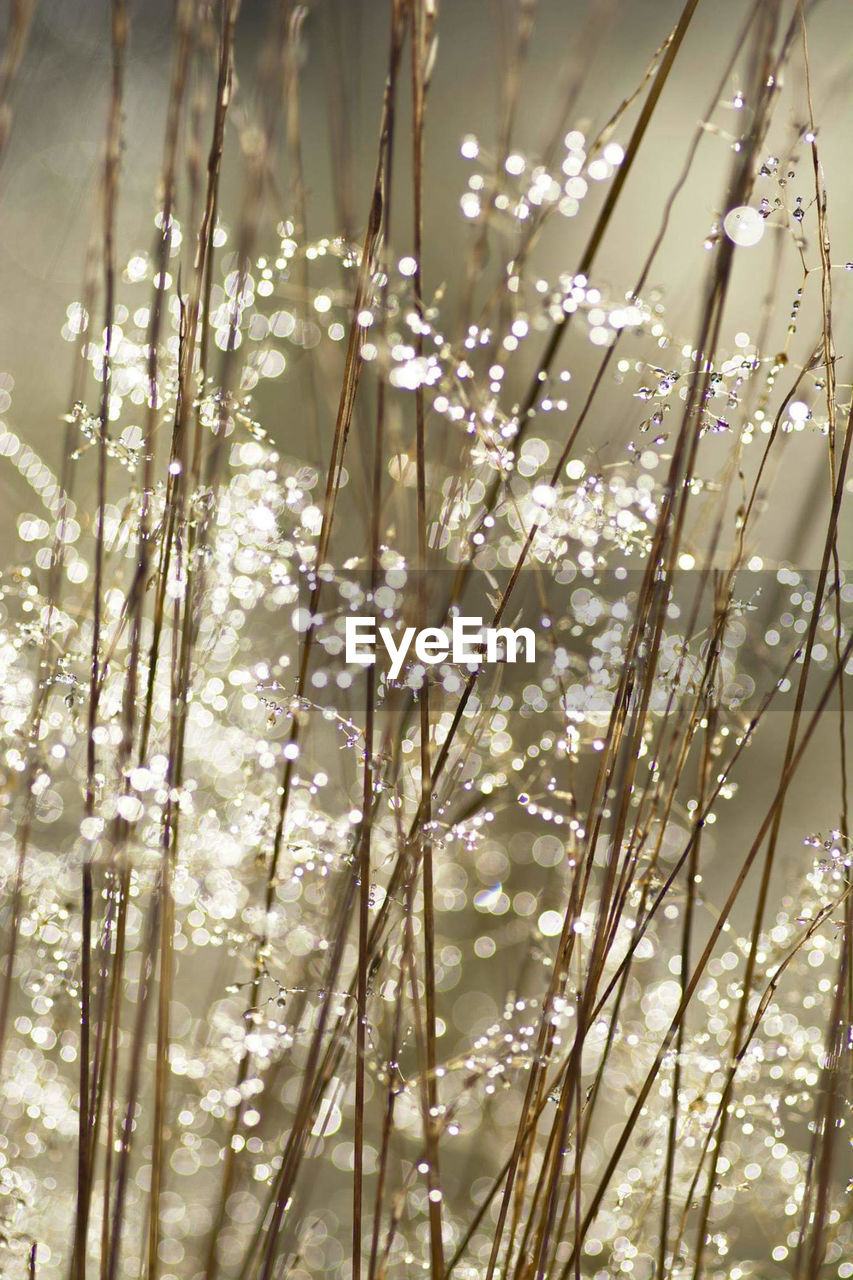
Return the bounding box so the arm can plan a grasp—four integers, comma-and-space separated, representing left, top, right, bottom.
0, 2, 852, 1280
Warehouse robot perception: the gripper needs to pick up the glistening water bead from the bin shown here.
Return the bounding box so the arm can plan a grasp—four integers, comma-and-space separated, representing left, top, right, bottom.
723, 205, 765, 247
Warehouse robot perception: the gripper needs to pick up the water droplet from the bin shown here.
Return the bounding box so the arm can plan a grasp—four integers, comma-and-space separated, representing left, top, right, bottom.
723, 206, 764, 247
